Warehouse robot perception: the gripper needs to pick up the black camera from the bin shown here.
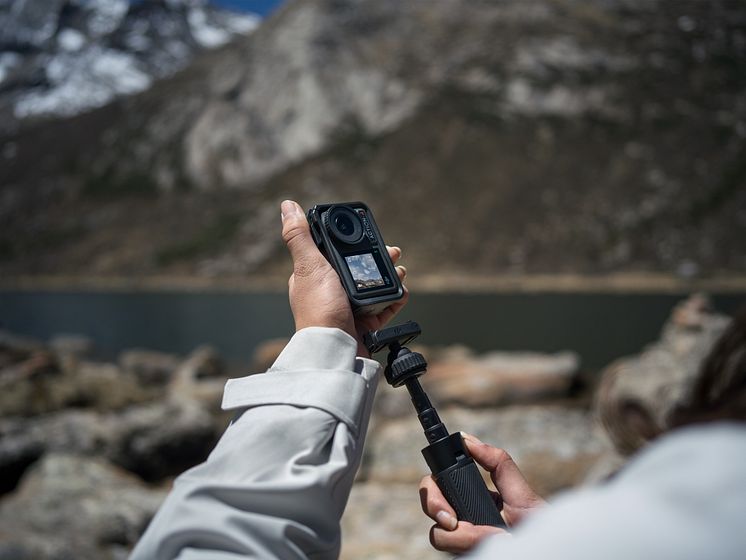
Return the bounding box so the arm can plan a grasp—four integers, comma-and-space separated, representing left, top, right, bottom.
307, 202, 404, 315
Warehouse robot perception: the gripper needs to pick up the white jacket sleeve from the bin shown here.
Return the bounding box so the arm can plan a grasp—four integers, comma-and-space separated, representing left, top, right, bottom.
129, 327, 381, 560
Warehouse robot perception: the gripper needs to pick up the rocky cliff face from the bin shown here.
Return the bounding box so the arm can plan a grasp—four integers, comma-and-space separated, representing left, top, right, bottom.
0, 0, 258, 129
1, 0, 745, 278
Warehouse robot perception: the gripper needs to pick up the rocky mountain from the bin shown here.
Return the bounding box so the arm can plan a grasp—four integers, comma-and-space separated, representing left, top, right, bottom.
1, 0, 745, 280
0, 0, 259, 130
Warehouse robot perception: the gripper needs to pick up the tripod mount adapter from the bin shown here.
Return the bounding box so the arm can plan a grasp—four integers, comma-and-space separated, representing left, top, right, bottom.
364, 322, 506, 529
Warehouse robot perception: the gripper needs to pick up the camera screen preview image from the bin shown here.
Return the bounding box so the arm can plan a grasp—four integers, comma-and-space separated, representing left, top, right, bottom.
344, 252, 386, 290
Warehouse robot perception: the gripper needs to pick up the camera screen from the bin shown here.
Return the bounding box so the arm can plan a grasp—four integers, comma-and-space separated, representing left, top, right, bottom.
345, 253, 386, 290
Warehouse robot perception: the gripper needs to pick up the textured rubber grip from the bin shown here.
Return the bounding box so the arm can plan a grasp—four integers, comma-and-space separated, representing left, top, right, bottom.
434, 457, 507, 528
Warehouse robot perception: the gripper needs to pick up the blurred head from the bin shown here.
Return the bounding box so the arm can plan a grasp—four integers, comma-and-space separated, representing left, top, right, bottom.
671, 307, 746, 428
596, 297, 745, 456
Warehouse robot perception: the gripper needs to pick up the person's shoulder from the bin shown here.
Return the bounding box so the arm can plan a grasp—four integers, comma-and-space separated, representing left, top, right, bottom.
467, 423, 746, 560
618, 421, 746, 483
609, 421, 746, 519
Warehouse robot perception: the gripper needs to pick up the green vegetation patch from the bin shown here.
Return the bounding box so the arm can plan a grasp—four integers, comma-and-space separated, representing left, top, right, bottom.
0, 225, 86, 262
156, 213, 243, 266
83, 168, 158, 198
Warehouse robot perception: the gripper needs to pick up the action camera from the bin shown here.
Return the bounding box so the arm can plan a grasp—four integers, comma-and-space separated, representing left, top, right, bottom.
307, 202, 404, 315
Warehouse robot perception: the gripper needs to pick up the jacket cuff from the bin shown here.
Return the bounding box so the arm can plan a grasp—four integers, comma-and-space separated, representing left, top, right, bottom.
221, 328, 381, 435
270, 327, 358, 372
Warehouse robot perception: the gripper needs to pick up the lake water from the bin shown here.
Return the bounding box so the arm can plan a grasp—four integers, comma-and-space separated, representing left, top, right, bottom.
1, 290, 743, 372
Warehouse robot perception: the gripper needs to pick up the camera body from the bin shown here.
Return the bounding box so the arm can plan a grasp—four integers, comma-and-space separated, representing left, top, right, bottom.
307, 202, 404, 315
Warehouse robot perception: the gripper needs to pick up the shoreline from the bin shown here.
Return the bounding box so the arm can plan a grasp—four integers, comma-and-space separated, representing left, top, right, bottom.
1, 273, 745, 294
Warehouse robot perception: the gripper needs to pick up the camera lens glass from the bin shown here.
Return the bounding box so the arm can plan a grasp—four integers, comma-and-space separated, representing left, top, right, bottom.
328, 206, 363, 244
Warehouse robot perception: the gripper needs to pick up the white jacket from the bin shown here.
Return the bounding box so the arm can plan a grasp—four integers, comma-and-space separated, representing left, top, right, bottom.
131, 327, 746, 559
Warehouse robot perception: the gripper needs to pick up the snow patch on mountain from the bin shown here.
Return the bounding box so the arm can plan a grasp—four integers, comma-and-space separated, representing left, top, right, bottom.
84, 0, 130, 37
14, 48, 153, 119
188, 7, 259, 48
0, 0, 261, 123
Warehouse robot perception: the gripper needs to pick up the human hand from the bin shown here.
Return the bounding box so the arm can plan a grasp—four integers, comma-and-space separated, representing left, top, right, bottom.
419, 433, 546, 554
280, 200, 408, 357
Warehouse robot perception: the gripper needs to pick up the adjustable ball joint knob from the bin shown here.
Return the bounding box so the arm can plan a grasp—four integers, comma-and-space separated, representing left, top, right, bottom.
386, 348, 427, 387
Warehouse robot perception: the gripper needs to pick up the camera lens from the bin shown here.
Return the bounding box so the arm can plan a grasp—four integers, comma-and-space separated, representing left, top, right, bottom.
327, 206, 363, 244
335, 214, 354, 235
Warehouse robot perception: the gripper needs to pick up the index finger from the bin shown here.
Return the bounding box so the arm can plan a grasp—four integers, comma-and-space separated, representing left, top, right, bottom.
419, 475, 458, 530
386, 245, 402, 263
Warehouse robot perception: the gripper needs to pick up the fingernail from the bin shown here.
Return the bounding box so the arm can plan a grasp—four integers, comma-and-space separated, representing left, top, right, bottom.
281, 200, 301, 220
436, 510, 458, 531
397, 265, 407, 277
461, 432, 483, 445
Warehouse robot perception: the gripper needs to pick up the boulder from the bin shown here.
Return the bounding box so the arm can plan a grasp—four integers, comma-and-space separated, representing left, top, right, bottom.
0, 453, 167, 560
49, 333, 94, 360
0, 352, 67, 417
173, 345, 225, 382
372, 345, 580, 418
341, 482, 446, 560
0, 331, 44, 369
170, 346, 226, 406
0, 355, 153, 417
251, 338, 290, 372
74, 361, 154, 410
109, 398, 220, 481
119, 348, 180, 385
0, 417, 44, 495
372, 378, 416, 419
366, 404, 609, 497
424, 347, 579, 407
0, 397, 222, 489
595, 294, 731, 455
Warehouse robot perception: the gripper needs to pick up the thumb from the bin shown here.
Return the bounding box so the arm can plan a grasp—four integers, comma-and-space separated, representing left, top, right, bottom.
461, 434, 535, 506
281, 200, 322, 275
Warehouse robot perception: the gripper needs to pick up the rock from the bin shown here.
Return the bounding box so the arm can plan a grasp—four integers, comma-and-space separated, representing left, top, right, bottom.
251, 338, 290, 372
0, 453, 167, 560
0, 410, 110, 467
0, 331, 44, 369
119, 348, 180, 385
74, 360, 153, 410
173, 345, 225, 381
372, 345, 580, 418
372, 379, 415, 419
0, 336, 229, 418
0, 397, 222, 487
110, 399, 220, 481
366, 405, 609, 497
0, 352, 68, 417
170, 346, 226, 406
0, 355, 153, 418
595, 294, 731, 455
49, 333, 93, 360
0, 418, 44, 495
341, 482, 447, 560
425, 347, 579, 407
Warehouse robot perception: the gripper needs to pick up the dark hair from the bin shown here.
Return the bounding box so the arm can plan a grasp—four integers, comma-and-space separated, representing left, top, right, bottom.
671, 306, 746, 427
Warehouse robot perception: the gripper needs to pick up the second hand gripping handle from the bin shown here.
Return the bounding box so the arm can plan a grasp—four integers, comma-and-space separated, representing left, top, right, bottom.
434, 456, 507, 529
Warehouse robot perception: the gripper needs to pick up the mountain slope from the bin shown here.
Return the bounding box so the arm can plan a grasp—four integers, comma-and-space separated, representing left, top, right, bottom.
1, 0, 745, 280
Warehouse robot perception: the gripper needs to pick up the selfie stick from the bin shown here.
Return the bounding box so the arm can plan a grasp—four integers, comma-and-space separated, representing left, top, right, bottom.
364, 322, 507, 529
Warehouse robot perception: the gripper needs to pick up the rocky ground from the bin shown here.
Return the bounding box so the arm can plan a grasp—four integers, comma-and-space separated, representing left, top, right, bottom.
0, 294, 731, 559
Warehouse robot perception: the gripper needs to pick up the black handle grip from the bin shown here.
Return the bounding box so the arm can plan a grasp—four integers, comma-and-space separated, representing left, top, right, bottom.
434, 457, 507, 529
